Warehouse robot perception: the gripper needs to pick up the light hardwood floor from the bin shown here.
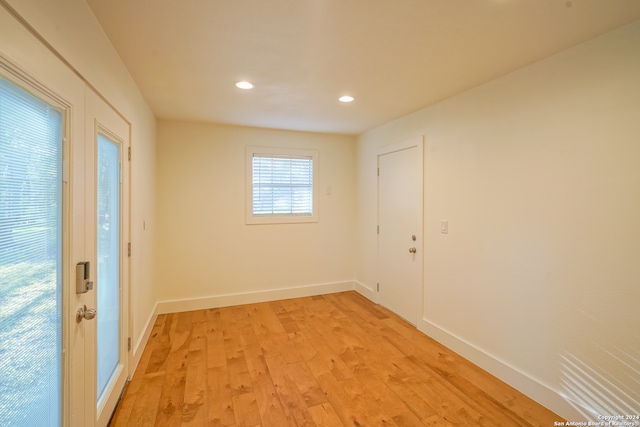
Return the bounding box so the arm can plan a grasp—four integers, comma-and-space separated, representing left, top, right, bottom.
110, 291, 562, 426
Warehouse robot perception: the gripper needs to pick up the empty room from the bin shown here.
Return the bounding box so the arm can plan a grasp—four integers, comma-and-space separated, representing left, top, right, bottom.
0, 0, 639, 426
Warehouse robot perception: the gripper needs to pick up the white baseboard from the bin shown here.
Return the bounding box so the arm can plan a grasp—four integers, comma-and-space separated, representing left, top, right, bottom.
418, 318, 586, 421
354, 280, 378, 303
156, 280, 356, 315
130, 303, 158, 377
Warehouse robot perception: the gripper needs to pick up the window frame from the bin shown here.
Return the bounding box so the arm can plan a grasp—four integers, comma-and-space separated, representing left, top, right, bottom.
246, 146, 319, 224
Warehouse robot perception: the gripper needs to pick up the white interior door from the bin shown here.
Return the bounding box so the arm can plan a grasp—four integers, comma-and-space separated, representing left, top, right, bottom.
84, 89, 130, 427
378, 137, 423, 325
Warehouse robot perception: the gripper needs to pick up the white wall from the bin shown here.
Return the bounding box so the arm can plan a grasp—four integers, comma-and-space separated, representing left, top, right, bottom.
6, 0, 637, 419
356, 21, 640, 420
4, 0, 158, 361
156, 120, 356, 309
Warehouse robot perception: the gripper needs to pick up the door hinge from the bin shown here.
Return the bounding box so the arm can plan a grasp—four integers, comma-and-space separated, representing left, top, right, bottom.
377, 225, 379, 234
128, 147, 131, 161
127, 337, 131, 351
377, 283, 380, 292
377, 167, 380, 177
62, 160, 68, 183
127, 242, 131, 257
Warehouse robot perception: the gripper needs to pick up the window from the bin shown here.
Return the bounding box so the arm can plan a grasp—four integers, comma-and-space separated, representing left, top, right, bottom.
246, 146, 318, 224
0, 76, 63, 426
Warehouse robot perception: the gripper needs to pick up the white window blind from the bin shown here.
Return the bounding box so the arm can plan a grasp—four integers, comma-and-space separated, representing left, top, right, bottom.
252, 154, 313, 216
0, 76, 63, 426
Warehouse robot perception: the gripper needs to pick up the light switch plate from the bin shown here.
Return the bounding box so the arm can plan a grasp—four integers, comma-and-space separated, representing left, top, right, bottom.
441, 220, 448, 234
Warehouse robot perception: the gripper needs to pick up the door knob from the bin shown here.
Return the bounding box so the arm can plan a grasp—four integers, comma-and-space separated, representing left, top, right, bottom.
76, 305, 97, 323
409, 247, 417, 253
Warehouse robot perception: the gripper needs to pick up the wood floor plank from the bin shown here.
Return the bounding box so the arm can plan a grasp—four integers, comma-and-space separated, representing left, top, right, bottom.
338, 376, 400, 427
207, 366, 235, 427
143, 315, 171, 375
153, 311, 191, 427
286, 361, 328, 408
221, 306, 251, 353
404, 373, 494, 426
392, 411, 432, 427
251, 375, 295, 427
140, 314, 172, 381
297, 320, 355, 381
118, 373, 165, 427
264, 355, 317, 426
246, 302, 303, 363
383, 373, 440, 422
232, 392, 262, 427
206, 308, 227, 369
227, 355, 253, 397
314, 372, 369, 427
244, 343, 272, 385
110, 316, 166, 425
308, 403, 343, 427
353, 366, 410, 418
181, 321, 208, 426
110, 291, 563, 427
273, 302, 301, 334
222, 308, 255, 397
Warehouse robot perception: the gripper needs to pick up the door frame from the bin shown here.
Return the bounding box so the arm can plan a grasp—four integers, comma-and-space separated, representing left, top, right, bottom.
377, 136, 424, 324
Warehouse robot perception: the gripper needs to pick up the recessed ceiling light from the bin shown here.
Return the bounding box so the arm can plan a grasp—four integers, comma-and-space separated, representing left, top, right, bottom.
235, 81, 255, 90
338, 95, 354, 103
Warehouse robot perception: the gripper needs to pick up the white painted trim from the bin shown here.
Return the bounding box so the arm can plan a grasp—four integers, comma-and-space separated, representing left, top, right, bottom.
418, 317, 586, 421
377, 135, 424, 157
354, 280, 378, 303
156, 281, 355, 315
130, 303, 158, 377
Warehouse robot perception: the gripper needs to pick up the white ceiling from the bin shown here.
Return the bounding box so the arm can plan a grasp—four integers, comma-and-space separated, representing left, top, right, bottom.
86, 0, 640, 135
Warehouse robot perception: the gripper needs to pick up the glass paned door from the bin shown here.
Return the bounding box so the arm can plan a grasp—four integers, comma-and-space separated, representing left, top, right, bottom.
96, 134, 120, 407
86, 89, 129, 427
0, 77, 63, 426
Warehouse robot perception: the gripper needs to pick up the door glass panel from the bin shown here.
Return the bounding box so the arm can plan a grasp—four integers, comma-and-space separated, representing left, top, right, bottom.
96, 134, 120, 406
0, 77, 63, 426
